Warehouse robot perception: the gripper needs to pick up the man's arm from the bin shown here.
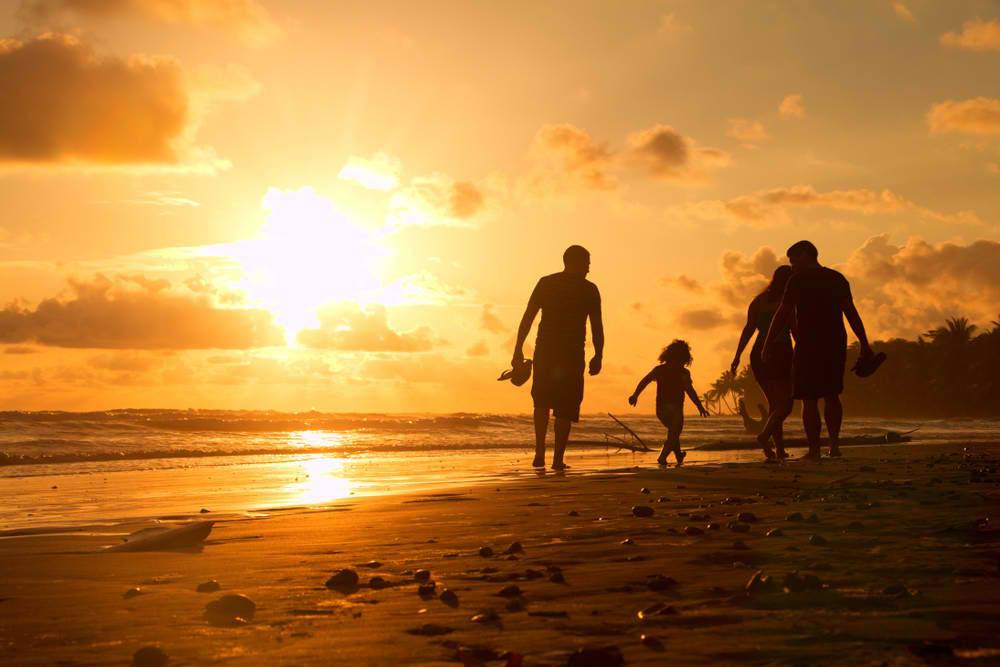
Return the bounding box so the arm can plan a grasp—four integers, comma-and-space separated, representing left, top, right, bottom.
512, 283, 542, 364
589, 289, 604, 376
843, 298, 873, 356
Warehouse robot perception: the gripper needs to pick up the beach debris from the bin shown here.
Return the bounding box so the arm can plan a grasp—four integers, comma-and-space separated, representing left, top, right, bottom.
369, 576, 389, 590
765, 528, 784, 538
132, 646, 169, 667
684, 526, 704, 536
204, 594, 256, 626
640, 487, 651, 494
566, 646, 625, 666
414, 569, 432, 582
621, 538, 635, 545
786, 512, 804, 522
196, 580, 221, 593
108, 521, 215, 553
808, 535, 828, 546
123, 587, 143, 599
325, 569, 360, 593
359, 560, 382, 569
418, 582, 437, 597
637, 602, 677, 619
497, 584, 522, 598
479, 546, 495, 558
471, 608, 501, 624
745, 570, 775, 596
737, 512, 758, 523
406, 623, 454, 637
505, 541, 525, 554
647, 574, 677, 591
632, 505, 654, 518
568, 510, 580, 517
640, 634, 665, 651
439, 588, 459, 607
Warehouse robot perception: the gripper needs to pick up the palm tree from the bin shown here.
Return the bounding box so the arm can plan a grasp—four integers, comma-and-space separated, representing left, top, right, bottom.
924, 317, 978, 347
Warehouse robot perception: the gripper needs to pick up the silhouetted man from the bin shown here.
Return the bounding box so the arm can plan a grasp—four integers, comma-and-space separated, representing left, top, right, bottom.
512, 245, 604, 470
762, 240, 873, 459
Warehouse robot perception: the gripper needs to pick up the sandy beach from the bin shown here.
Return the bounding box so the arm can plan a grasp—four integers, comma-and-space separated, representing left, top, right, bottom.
1, 441, 998, 666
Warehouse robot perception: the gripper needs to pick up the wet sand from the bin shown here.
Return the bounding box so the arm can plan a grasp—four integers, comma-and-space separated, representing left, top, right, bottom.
1, 442, 998, 666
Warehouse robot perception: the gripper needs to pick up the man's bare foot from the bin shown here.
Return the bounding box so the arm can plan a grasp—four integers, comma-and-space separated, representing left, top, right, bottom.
656, 457, 668, 466
551, 461, 569, 471
532, 457, 545, 468
756, 433, 775, 461
675, 451, 686, 466
828, 447, 842, 458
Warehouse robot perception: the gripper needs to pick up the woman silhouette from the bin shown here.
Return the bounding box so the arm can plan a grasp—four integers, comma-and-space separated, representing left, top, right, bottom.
730, 266, 794, 461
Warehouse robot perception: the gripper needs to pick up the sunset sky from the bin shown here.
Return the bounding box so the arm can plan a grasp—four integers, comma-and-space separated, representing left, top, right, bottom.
0, 0, 998, 412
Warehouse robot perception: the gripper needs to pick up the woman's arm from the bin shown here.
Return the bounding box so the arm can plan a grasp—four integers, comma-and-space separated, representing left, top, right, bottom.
731, 303, 757, 374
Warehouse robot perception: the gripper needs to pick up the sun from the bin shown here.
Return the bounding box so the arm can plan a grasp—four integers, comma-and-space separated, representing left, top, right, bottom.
224, 187, 389, 343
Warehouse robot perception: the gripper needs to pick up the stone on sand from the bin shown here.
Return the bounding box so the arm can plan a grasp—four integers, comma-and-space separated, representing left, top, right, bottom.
123, 587, 143, 599
549, 571, 566, 584
471, 609, 501, 624
631, 505, 654, 518
786, 512, 804, 522
439, 588, 459, 607
505, 541, 525, 554
325, 569, 360, 593
132, 646, 168, 667
640, 634, 665, 651
640, 487, 651, 494
414, 569, 432, 582
737, 512, 757, 523
406, 623, 454, 637
369, 576, 389, 590
684, 526, 703, 536
203, 594, 256, 626
745, 570, 774, 596
479, 546, 495, 557
647, 575, 677, 591
196, 580, 220, 593
766, 528, 784, 537
497, 584, 522, 597
808, 534, 828, 546
418, 582, 437, 597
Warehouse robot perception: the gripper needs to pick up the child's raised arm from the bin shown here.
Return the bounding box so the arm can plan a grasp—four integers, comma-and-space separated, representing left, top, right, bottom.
628, 368, 657, 406
685, 377, 710, 417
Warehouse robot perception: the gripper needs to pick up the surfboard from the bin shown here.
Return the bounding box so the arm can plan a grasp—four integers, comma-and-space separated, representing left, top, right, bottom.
107, 521, 215, 552
607, 413, 651, 451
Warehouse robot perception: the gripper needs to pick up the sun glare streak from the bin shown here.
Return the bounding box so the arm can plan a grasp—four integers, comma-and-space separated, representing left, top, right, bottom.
288, 456, 354, 505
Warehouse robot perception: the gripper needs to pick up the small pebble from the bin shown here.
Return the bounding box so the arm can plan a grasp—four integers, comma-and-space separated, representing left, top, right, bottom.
568, 510, 580, 516
621, 538, 635, 545
640, 634, 664, 651
479, 546, 494, 557
640, 487, 651, 494
325, 569, 359, 593
369, 576, 388, 590
203, 594, 256, 626
632, 505, 654, 518
684, 526, 703, 536
132, 646, 168, 667
766, 528, 784, 538
196, 580, 220, 593
808, 534, 828, 546
417, 582, 437, 597
731, 540, 749, 551
497, 584, 522, 597
505, 541, 525, 554
786, 512, 804, 522
414, 569, 431, 582
471, 609, 501, 624
439, 589, 459, 607
123, 587, 143, 599
737, 512, 757, 523
549, 571, 566, 584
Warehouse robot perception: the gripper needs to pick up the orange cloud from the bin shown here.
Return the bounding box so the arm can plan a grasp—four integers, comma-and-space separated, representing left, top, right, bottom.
532, 124, 616, 190
480, 304, 505, 334
21, 0, 281, 44
626, 124, 730, 182
0, 275, 282, 349
388, 176, 485, 227
928, 97, 1000, 135
297, 303, 437, 352
677, 185, 981, 227
940, 19, 1000, 52
726, 118, 769, 144
778, 94, 805, 119
0, 34, 187, 165
890, 1, 914, 23
466, 340, 489, 357
677, 308, 727, 330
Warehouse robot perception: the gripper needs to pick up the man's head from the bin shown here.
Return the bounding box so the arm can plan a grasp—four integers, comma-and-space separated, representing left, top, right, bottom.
563, 245, 591, 276
786, 240, 819, 270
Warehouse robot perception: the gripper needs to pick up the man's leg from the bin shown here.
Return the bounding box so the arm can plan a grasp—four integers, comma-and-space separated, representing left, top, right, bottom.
824, 394, 843, 456
552, 417, 571, 470
533, 407, 549, 467
801, 399, 822, 459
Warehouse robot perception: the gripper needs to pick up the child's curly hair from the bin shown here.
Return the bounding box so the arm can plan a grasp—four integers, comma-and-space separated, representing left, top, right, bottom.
659, 339, 693, 366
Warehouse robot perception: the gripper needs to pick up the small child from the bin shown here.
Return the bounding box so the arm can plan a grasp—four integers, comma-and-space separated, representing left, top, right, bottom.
628, 340, 710, 466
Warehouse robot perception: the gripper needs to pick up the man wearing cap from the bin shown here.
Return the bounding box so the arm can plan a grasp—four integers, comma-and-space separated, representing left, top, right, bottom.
761, 240, 874, 459
512, 245, 604, 470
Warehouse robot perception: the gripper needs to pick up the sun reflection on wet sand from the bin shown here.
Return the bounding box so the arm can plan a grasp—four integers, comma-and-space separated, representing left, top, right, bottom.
286, 457, 354, 505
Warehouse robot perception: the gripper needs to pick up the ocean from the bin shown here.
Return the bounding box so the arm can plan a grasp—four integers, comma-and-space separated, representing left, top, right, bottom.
2, 410, 997, 533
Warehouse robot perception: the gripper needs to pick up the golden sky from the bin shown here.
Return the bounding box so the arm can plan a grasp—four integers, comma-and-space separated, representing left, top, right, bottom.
0, 0, 998, 411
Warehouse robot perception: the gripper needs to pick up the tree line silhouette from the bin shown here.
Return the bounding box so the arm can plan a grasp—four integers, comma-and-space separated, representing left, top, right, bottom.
706, 316, 1000, 419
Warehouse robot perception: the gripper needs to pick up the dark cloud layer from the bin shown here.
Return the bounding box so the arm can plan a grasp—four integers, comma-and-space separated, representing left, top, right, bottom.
0, 34, 188, 164
0, 275, 282, 349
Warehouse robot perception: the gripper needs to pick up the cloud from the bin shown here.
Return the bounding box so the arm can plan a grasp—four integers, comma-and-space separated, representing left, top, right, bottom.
927, 97, 1000, 135
531, 124, 616, 190
360, 354, 467, 384
842, 235, 1000, 337
0, 34, 186, 165
297, 303, 437, 352
726, 118, 769, 145
890, 1, 915, 23
480, 304, 505, 334
778, 94, 805, 119
663, 274, 703, 293
466, 340, 489, 357
0, 275, 283, 349
940, 19, 1000, 52
675, 185, 981, 227
714, 247, 782, 308
388, 175, 485, 227
677, 308, 727, 330
625, 124, 730, 182
337, 152, 402, 192
21, 0, 281, 44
